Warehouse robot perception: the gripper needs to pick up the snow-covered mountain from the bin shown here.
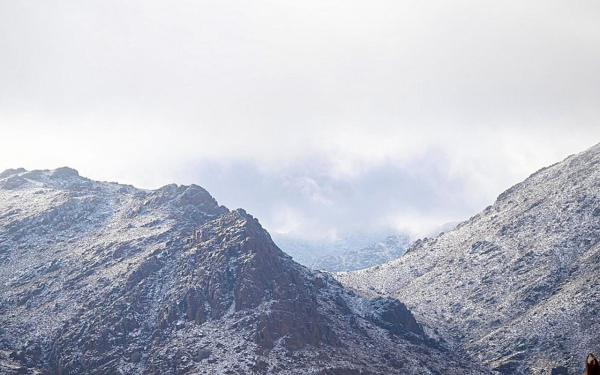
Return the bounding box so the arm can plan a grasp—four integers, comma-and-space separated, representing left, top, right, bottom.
336, 143, 600, 374
311, 235, 411, 272
273, 232, 413, 272
271, 231, 388, 268
0, 167, 488, 374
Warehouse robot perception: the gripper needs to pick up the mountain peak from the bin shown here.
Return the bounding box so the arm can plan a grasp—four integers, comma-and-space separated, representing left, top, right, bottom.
50, 166, 80, 179
0, 167, 85, 191
0, 168, 26, 179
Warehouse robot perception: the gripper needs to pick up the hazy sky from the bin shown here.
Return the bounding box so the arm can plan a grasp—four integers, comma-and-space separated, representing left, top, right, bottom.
1, 1, 600, 239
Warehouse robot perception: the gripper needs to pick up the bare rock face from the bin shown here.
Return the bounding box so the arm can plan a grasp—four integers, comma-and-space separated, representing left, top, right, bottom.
0, 168, 490, 374
337, 142, 600, 374
153, 209, 339, 352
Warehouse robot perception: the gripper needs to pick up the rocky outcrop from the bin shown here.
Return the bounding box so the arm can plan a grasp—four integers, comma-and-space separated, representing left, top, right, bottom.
153, 209, 339, 352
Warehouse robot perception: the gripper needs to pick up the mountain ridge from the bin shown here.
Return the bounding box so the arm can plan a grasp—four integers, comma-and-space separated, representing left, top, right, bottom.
0, 167, 488, 374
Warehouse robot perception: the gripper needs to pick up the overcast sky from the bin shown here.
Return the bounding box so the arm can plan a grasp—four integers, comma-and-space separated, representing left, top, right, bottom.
1, 1, 600, 239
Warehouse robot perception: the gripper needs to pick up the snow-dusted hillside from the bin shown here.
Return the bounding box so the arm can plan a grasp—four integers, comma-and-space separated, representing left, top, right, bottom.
0, 168, 489, 374
336, 143, 600, 374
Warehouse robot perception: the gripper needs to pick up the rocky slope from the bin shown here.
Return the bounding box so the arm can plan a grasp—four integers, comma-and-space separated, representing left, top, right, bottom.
0, 168, 488, 374
336, 143, 600, 374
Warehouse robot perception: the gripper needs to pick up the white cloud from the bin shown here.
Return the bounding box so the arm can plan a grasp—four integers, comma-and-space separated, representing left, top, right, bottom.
1, 1, 600, 239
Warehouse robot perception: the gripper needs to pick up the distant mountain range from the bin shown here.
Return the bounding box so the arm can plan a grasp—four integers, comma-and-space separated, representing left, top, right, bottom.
336, 143, 600, 374
0, 167, 486, 374
272, 232, 414, 272
310, 235, 412, 272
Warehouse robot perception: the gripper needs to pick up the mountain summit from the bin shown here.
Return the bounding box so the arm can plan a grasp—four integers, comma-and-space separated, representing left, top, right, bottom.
0, 168, 486, 374
337, 143, 600, 374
